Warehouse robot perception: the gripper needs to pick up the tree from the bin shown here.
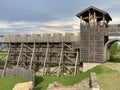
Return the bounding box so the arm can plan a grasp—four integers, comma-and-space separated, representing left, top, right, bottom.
110, 42, 119, 57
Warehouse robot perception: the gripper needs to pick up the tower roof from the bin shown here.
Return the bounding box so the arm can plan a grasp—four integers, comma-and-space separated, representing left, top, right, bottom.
76, 6, 112, 22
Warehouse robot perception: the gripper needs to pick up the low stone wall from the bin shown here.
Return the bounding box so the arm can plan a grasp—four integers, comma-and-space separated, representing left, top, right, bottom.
83, 63, 101, 72
13, 66, 35, 83
5, 68, 14, 76
90, 72, 100, 90
0, 66, 35, 85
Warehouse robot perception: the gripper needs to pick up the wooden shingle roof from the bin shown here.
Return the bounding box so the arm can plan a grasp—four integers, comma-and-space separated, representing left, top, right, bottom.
76, 6, 112, 22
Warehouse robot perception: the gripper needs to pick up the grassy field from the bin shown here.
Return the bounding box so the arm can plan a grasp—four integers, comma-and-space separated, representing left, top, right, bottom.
33, 65, 116, 90
0, 51, 7, 60
0, 63, 119, 90
0, 44, 120, 90
0, 76, 26, 90
97, 63, 120, 90
0, 51, 6, 69
97, 72, 120, 90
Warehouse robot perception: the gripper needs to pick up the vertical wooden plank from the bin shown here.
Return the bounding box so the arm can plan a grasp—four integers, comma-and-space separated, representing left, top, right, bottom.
42, 42, 49, 76
17, 43, 23, 66
29, 42, 36, 69
74, 51, 79, 75
2, 43, 11, 76
57, 43, 64, 77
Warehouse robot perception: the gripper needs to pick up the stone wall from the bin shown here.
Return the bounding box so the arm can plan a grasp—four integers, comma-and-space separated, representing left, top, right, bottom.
90, 72, 101, 90
83, 63, 101, 72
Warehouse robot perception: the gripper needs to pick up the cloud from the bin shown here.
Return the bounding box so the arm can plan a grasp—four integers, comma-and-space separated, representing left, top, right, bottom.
26, 17, 80, 34
0, 0, 120, 35
0, 17, 80, 35
110, 17, 120, 24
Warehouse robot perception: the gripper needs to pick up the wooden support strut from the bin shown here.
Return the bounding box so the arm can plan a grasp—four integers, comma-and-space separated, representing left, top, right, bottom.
22, 53, 31, 59
23, 43, 33, 51
64, 43, 72, 50
49, 67, 58, 75
74, 51, 79, 75
64, 54, 75, 63
2, 43, 11, 77
63, 64, 73, 74
57, 43, 64, 77
17, 43, 23, 66
42, 42, 49, 76
29, 42, 36, 69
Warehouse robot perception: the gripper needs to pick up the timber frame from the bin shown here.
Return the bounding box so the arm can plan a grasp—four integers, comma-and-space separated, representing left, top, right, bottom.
1, 6, 120, 76
2, 33, 81, 76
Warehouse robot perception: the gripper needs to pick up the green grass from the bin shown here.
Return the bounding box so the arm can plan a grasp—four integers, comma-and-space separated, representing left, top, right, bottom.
0, 76, 26, 90
0, 51, 7, 60
33, 65, 116, 90
0, 60, 5, 69
97, 72, 120, 90
0, 60, 5, 66
0, 52, 6, 69
97, 63, 120, 90
0, 63, 118, 90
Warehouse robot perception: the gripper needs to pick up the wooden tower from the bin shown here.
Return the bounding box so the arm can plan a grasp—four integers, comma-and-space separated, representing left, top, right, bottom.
76, 6, 112, 63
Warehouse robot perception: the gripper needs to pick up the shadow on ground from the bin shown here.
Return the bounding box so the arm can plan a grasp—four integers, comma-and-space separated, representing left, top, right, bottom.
33, 76, 43, 90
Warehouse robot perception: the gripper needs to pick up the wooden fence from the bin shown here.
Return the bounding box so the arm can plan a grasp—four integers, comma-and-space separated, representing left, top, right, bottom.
3, 33, 80, 42
0, 66, 35, 84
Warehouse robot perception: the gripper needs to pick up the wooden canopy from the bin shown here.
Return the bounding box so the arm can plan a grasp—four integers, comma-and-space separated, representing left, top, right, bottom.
76, 6, 112, 22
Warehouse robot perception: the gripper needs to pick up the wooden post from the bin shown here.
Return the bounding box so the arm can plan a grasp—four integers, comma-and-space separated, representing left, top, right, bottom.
80, 16, 82, 30
93, 11, 96, 61
103, 14, 105, 28
2, 43, 11, 77
29, 42, 36, 69
42, 42, 49, 76
89, 10, 91, 26
17, 43, 23, 66
88, 10, 91, 62
74, 51, 79, 75
58, 43, 64, 77
80, 16, 82, 63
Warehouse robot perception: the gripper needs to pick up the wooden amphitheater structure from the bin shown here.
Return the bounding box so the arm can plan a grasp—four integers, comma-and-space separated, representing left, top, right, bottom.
1, 6, 120, 76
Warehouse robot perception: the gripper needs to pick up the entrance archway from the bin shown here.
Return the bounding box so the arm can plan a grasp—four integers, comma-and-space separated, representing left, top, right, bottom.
104, 39, 120, 61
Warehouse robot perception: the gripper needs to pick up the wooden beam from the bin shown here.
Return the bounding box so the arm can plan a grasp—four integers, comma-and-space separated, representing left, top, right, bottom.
2, 43, 11, 76
42, 42, 49, 76
64, 43, 72, 50
103, 14, 105, 28
29, 42, 36, 69
23, 43, 33, 51
22, 53, 31, 59
57, 43, 64, 77
17, 43, 23, 66
49, 67, 58, 75
64, 54, 75, 63
74, 51, 79, 75
63, 64, 73, 74
22, 62, 28, 69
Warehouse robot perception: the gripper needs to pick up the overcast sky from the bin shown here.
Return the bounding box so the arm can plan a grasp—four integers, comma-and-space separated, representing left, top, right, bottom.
0, 0, 120, 35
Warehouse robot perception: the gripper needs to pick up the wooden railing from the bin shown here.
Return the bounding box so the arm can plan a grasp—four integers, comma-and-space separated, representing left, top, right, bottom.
107, 24, 120, 35
3, 33, 80, 43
